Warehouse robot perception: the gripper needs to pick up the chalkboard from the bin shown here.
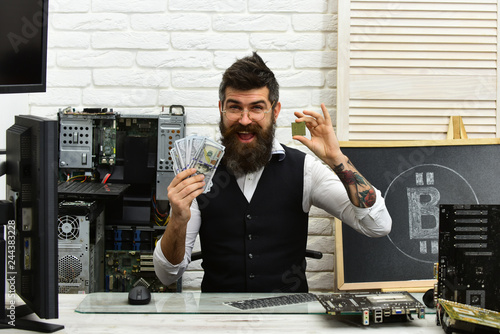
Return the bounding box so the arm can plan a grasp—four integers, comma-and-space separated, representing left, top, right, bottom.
335, 138, 500, 291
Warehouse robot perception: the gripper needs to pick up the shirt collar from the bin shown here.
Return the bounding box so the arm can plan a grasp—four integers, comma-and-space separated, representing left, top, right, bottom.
271, 139, 286, 161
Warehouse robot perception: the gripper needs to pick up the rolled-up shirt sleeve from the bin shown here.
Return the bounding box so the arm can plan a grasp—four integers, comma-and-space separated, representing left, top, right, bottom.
153, 240, 186, 285
303, 155, 392, 238
348, 188, 392, 237
153, 202, 201, 286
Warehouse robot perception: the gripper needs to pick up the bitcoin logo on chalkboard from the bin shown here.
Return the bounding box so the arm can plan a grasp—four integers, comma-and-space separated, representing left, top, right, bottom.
384, 164, 478, 264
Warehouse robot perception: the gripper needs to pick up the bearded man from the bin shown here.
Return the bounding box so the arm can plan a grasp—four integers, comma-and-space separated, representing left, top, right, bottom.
153, 52, 392, 292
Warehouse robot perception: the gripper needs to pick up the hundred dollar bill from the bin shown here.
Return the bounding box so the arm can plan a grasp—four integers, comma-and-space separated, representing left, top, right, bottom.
175, 138, 187, 167
187, 135, 206, 169
170, 147, 182, 174
191, 140, 225, 193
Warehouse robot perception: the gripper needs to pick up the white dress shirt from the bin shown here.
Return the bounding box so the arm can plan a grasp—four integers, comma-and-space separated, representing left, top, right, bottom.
153, 140, 392, 285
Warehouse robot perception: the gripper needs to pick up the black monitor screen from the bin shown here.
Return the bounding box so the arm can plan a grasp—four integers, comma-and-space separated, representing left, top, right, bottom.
5, 115, 59, 320
0, 0, 49, 94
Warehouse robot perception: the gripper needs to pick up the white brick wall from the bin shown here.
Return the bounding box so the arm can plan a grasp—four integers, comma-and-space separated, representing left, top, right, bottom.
33, 0, 340, 292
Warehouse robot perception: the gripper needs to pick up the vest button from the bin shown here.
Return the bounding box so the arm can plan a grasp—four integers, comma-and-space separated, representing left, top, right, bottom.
248, 253, 253, 259
248, 234, 252, 240
249, 273, 255, 279
246, 214, 252, 220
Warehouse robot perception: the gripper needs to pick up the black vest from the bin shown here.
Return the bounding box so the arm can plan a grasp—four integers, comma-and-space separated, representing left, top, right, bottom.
197, 145, 309, 292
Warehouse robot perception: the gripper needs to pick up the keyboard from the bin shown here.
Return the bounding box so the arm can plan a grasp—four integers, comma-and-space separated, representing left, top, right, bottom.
224, 293, 318, 310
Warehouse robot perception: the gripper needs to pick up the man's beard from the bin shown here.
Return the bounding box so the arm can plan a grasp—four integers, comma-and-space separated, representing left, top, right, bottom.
219, 120, 276, 176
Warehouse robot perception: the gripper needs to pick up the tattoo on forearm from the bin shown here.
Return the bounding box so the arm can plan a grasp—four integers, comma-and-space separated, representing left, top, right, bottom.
334, 165, 356, 185
333, 160, 376, 208
359, 188, 376, 207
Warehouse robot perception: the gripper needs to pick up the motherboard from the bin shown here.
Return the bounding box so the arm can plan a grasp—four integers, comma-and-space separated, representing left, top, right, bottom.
436, 204, 500, 333
438, 205, 500, 311
316, 291, 425, 325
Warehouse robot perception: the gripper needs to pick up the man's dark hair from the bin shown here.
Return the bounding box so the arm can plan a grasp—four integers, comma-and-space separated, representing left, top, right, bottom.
219, 52, 279, 109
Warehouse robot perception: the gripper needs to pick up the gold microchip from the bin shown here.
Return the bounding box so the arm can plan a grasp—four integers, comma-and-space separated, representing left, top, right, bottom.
291, 122, 306, 136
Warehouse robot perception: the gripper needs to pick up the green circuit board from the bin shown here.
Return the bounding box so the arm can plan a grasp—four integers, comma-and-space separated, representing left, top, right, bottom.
439, 299, 500, 330
104, 250, 177, 292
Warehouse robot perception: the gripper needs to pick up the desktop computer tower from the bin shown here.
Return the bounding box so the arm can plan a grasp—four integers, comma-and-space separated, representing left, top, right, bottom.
57, 201, 105, 294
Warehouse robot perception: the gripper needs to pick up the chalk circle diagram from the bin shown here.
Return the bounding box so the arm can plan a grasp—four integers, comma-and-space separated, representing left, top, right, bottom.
384, 164, 478, 264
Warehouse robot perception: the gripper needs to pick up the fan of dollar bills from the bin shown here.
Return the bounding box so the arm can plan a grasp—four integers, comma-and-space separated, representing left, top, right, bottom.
170, 135, 225, 193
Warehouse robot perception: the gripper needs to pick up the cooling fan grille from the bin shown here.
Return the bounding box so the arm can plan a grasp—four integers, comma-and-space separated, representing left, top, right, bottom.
58, 254, 83, 282
58, 215, 80, 240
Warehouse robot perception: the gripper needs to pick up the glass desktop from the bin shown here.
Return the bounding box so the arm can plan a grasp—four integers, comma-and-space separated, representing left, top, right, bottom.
75, 292, 431, 315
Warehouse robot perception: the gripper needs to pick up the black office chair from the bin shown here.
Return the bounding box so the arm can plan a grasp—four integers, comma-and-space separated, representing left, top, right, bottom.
177, 249, 323, 291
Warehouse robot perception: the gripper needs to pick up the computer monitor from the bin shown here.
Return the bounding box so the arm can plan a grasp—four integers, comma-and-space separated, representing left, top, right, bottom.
1, 115, 63, 332
0, 0, 49, 94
